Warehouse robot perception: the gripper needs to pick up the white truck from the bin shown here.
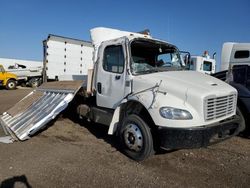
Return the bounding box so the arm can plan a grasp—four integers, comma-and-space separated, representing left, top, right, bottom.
185, 51, 216, 74
0, 58, 43, 87
213, 42, 250, 136
0, 28, 243, 161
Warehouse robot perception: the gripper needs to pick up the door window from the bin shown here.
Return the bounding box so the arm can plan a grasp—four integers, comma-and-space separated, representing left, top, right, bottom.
203, 61, 212, 71
234, 50, 250, 59
103, 45, 124, 73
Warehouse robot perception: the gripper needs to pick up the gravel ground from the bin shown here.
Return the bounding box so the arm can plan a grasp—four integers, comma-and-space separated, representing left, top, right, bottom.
0, 88, 249, 187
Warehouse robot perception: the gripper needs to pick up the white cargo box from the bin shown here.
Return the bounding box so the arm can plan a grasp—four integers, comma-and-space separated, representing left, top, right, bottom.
43, 35, 94, 81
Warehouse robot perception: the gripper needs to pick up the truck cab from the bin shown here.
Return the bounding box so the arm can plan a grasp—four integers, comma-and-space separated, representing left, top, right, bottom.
186, 52, 216, 75
0, 65, 17, 90
216, 42, 250, 136
77, 28, 243, 160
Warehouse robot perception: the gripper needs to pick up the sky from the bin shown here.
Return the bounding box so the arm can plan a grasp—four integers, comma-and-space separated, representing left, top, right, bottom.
0, 0, 250, 70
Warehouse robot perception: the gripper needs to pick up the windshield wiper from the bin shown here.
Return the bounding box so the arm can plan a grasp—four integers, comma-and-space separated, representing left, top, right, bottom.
137, 68, 159, 74
157, 66, 184, 72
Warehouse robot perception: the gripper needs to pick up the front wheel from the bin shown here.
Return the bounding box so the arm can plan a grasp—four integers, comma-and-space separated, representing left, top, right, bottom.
6, 79, 16, 90
237, 107, 249, 136
119, 114, 154, 161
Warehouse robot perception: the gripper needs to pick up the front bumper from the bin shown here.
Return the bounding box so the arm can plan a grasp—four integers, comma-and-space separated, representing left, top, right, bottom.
158, 115, 243, 150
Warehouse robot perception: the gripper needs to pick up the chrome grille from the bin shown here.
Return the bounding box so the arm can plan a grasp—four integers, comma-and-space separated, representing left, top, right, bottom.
205, 94, 236, 121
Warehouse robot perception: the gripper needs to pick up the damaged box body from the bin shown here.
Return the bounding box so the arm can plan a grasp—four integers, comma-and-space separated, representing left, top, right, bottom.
0, 81, 84, 142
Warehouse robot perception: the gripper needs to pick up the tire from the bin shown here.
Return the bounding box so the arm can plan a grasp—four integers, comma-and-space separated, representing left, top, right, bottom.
29, 78, 41, 88
119, 114, 154, 161
237, 107, 249, 136
20, 82, 26, 87
6, 79, 16, 90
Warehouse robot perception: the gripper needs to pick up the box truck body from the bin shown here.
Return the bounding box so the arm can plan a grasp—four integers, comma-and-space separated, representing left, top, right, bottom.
43, 35, 93, 81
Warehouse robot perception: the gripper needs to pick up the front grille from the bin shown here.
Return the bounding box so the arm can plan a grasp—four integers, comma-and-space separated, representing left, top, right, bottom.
205, 94, 237, 121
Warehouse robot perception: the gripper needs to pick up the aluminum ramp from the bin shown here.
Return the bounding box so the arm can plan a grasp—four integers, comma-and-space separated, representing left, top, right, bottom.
0, 81, 84, 142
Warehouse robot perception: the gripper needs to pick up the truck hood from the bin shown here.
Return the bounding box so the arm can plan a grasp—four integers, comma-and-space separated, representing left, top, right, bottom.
132, 71, 237, 114
133, 71, 234, 96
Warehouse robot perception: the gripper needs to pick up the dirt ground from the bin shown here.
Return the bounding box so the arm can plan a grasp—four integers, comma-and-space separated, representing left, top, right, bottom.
0, 88, 249, 188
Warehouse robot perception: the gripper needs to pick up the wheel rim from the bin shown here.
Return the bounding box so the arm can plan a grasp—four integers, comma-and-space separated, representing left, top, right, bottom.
8, 82, 15, 88
123, 123, 143, 152
32, 81, 38, 87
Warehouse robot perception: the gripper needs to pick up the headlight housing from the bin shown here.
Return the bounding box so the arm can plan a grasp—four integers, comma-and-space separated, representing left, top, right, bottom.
160, 107, 193, 120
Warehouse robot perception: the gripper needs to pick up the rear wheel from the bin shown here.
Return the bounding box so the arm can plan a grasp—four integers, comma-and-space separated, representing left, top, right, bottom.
6, 79, 16, 90
119, 114, 154, 161
29, 78, 41, 88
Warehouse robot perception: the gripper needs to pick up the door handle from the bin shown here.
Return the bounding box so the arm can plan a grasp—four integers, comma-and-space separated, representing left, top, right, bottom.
115, 75, 121, 80
97, 82, 102, 94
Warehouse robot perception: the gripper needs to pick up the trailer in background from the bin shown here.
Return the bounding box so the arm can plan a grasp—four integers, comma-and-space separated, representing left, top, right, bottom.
43, 35, 94, 82
221, 42, 250, 71
213, 42, 250, 136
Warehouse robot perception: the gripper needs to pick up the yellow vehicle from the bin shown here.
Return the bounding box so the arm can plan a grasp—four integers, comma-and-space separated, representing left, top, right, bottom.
0, 64, 17, 90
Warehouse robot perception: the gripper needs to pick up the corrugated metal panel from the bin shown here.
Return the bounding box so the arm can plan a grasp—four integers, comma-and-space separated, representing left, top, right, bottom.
0, 81, 84, 141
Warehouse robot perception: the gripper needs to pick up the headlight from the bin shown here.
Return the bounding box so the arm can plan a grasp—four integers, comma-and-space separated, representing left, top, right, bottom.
160, 107, 193, 120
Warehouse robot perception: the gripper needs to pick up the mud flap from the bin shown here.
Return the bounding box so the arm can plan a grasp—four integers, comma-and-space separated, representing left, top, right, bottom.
0, 81, 84, 142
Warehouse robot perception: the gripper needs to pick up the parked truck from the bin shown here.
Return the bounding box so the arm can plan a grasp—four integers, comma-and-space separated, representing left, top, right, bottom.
185, 51, 216, 75
0, 58, 43, 87
213, 42, 250, 136
0, 28, 244, 161
0, 64, 17, 90
7, 63, 43, 87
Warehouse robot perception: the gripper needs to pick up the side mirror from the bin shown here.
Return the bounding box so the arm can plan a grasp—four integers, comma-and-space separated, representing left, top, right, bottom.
212, 52, 216, 59
184, 54, 191, 66
180, 51, 191, 69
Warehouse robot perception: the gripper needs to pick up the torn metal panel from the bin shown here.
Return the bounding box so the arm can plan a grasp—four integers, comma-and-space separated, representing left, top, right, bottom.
38, 80, 84, 91
0, 136, 13, 144
0, 81, 84, 141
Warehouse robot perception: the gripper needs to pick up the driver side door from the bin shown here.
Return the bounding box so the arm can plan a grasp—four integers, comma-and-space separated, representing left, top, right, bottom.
95, 39, 127, 109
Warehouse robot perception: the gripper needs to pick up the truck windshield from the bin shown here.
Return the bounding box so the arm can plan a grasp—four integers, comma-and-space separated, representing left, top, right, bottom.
130, 39, 183, 74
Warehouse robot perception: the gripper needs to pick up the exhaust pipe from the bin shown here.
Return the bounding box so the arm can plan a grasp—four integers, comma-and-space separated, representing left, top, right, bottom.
213, 52, 216, 59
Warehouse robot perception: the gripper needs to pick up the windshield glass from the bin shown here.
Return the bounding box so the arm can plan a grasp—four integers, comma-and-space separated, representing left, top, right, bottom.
203, 61, 212, 71
130, 39, 183, 74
